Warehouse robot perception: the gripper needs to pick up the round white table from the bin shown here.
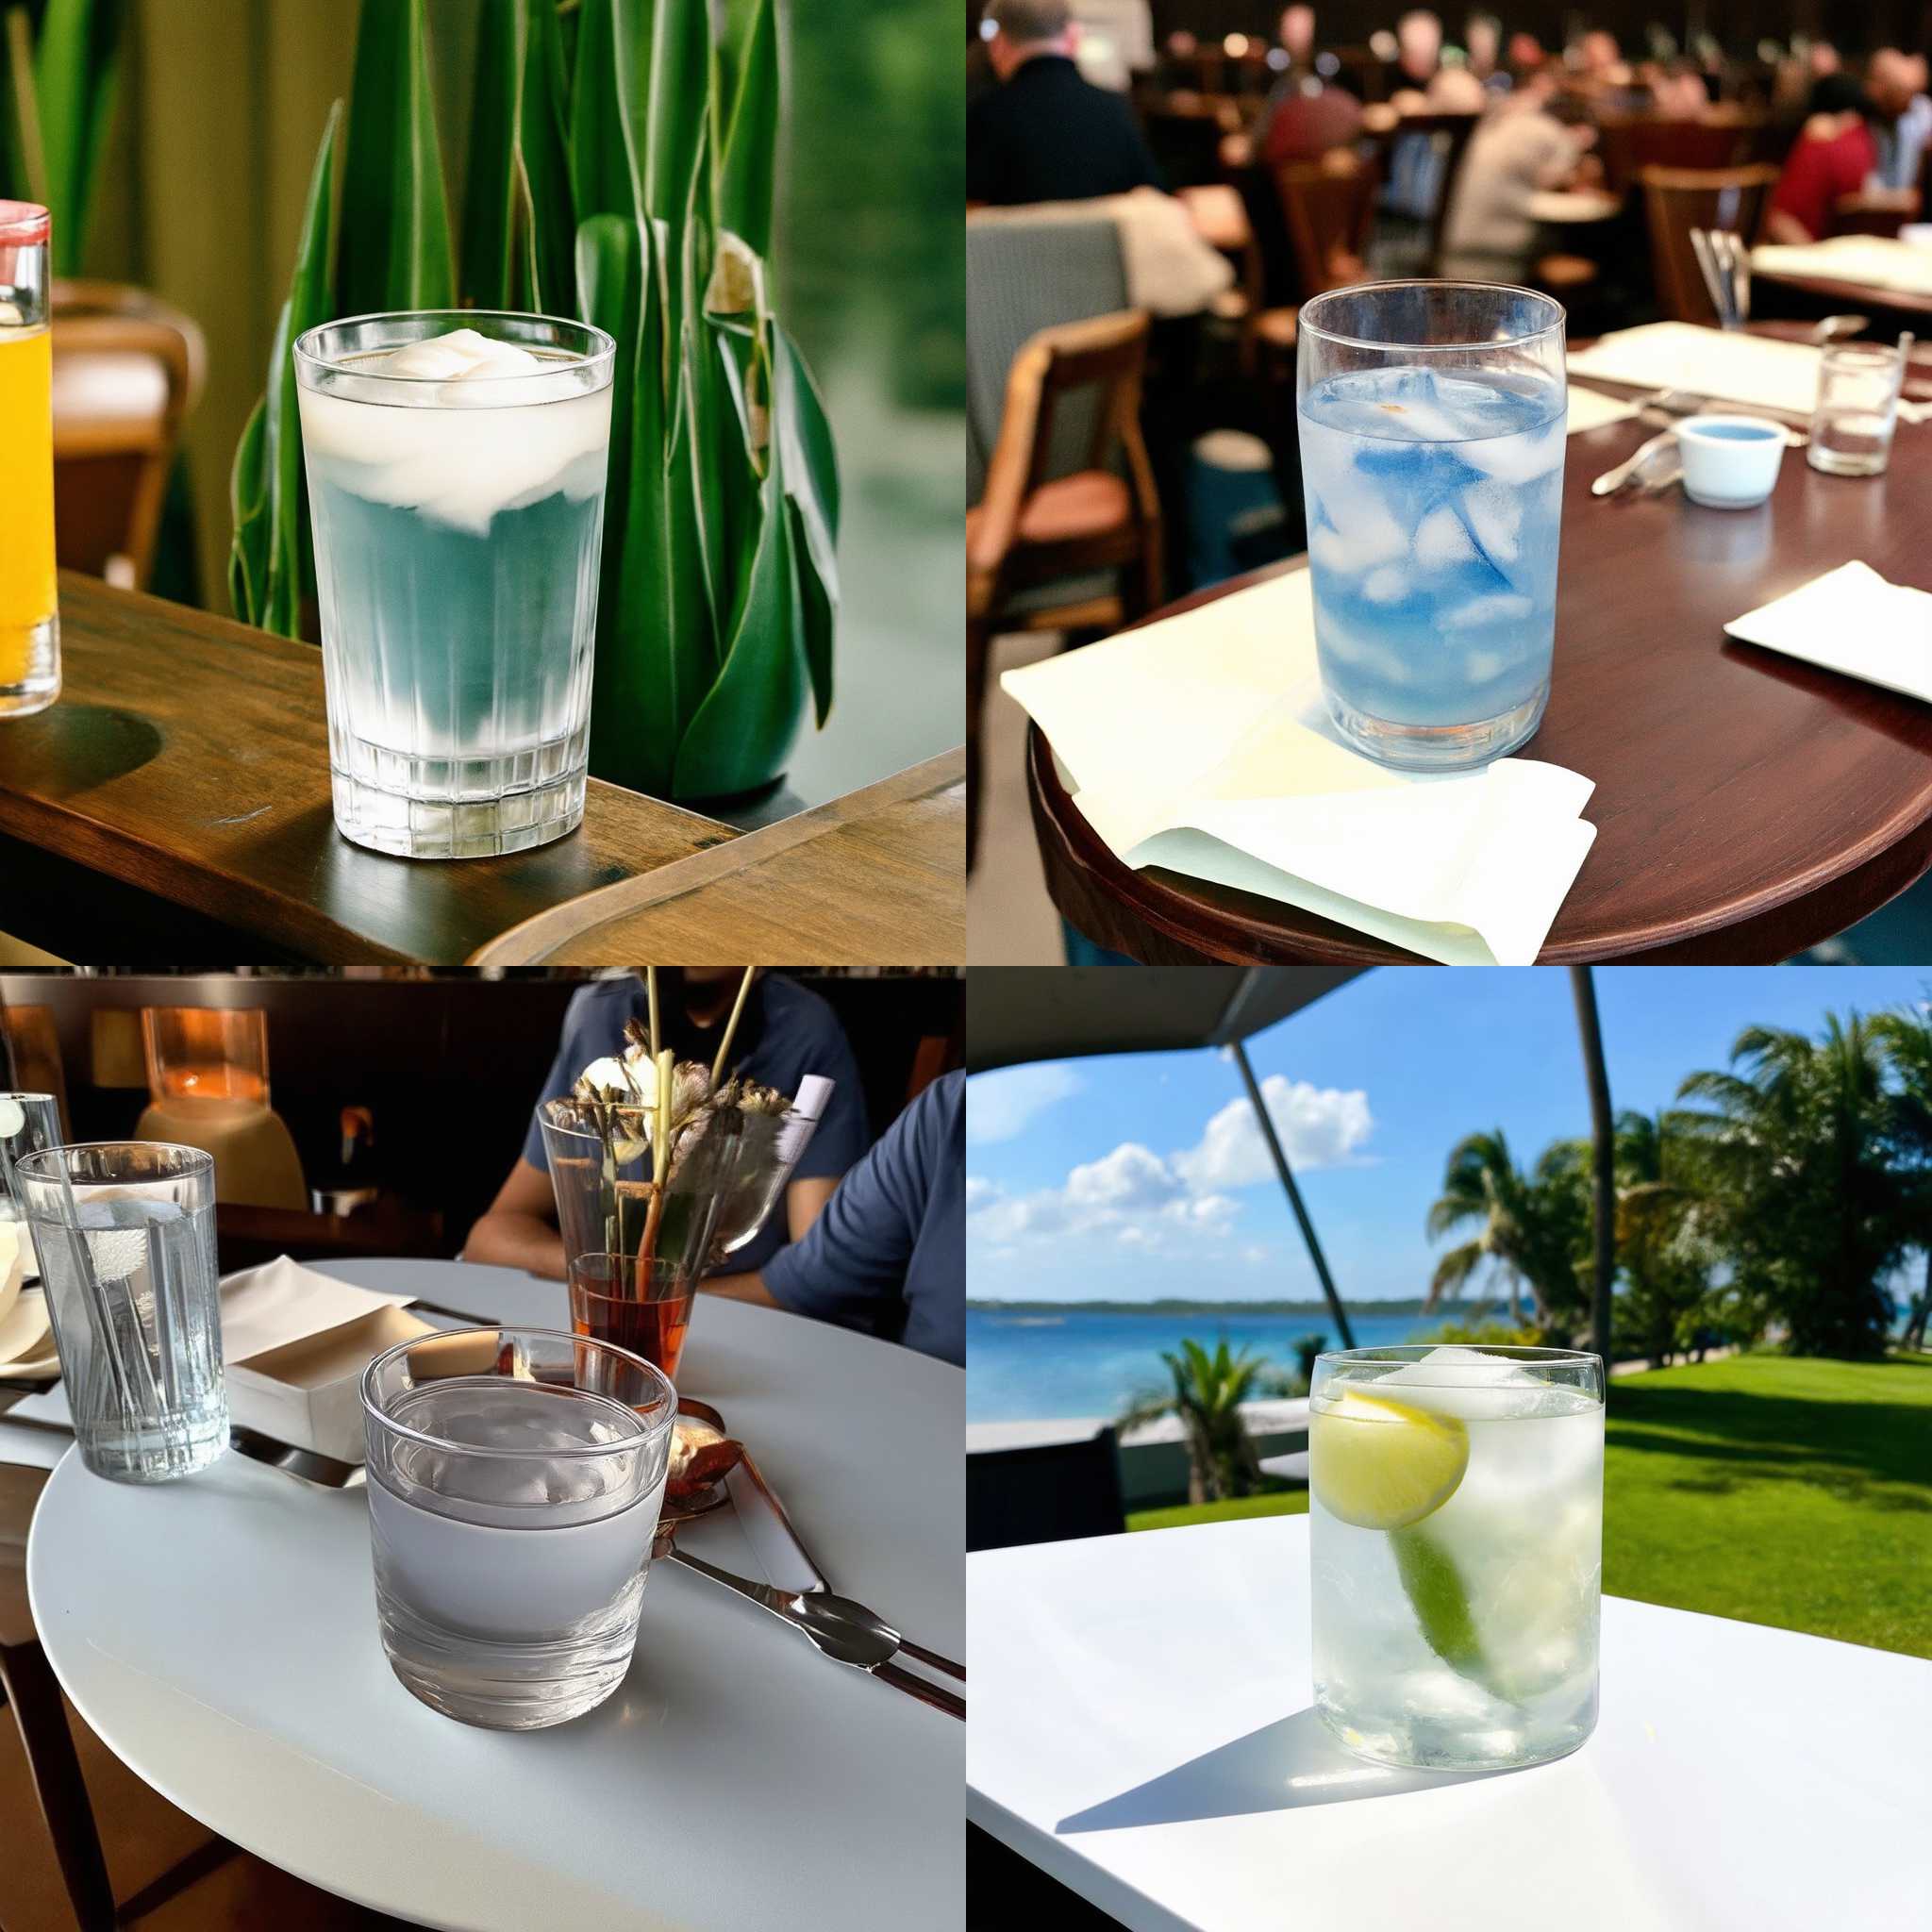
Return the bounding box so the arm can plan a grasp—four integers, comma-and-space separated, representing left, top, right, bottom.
28, 1259, 964, 1931
969, 1515, 1931, 1931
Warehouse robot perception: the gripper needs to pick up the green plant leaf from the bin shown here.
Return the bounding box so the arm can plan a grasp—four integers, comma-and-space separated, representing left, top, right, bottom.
643, 0, 708, 230
340, 0, 454, 316
458, 0, 518, 308
517, 0, 576, 312
229, 100, 339, 634
31, 0, 125, 274
672, 412, 805, 797
715, 0, 774, 258
772, 323, 838, 724
568, 0, 643, 224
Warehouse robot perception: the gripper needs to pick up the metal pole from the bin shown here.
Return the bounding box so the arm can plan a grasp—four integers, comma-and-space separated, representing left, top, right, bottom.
1570, 966, 1617, 1371
1231, 1039, 1355, 1350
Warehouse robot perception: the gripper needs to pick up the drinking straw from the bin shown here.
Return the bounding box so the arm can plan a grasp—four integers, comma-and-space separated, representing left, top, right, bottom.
145, 1214, 183, 1414
44, 1153, 157, 1424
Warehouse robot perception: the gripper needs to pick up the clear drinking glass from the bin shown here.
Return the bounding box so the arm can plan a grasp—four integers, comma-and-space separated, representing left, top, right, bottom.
0, 200, 58, 719
1309, 1344, 1605, 1770
293, 310, 617, 858
1297, 281, 1568, 770
567, 1254, 699, 1384
360, 1324, 675, 1730
13, 1141, 227, 1483
0, 1091, 61, 1234
1807, 341, 1906, 477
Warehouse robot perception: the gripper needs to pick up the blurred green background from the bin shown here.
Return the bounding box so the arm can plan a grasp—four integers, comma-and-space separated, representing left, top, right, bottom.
9, 0, 963, 817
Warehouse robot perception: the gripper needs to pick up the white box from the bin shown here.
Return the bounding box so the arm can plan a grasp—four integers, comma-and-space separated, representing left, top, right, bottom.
226, 1303, 436, 1464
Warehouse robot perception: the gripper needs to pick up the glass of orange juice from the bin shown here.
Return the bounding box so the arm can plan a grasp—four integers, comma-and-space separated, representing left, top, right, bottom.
1, 201, 57, 718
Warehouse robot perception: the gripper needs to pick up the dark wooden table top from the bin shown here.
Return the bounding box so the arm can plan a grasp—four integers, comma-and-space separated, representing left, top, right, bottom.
0, 575, 961, 965
1029, 336, 1932, 964
1752, 263, 1932, 322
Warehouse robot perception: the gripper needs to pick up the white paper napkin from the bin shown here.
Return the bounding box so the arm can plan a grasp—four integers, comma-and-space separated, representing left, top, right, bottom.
1568, 323, 1929, 426
3, 1255, 415, 1428
1002, 568, 1598, 964
1751, 236, 1932, 298
1724, 562, 1932, 701
1565, 384, 1639, 435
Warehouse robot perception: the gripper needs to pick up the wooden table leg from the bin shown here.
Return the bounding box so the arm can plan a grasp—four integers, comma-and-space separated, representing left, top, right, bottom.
0, 1635, 117, 1932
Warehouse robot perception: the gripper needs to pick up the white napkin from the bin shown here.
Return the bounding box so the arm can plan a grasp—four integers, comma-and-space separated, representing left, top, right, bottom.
3, 1255, 416, 1428
1751, 236, 1932, 298
1566, 385, 1639, 435
1002, 568, 1597, 965
1724, 562, 1932, 701
1568, 322, 1929, 426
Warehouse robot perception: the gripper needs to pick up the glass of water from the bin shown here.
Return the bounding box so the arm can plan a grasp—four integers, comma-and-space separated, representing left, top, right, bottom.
13, 1141, 227, 1483
361, 1324, 676, 1730
1297, 282, 1568, 770
1309, 1344, 1605, 1770
0, 1091, 62, 1239
293, 311, 616, 859
1807, 341, 1907, 477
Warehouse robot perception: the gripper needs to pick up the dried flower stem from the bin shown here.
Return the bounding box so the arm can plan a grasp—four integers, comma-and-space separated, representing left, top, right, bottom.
710, 968, 755, 1090
646, 966, 661, 1065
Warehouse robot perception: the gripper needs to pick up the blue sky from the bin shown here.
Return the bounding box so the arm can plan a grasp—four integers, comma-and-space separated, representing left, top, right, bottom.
965, 967, 1932, 1304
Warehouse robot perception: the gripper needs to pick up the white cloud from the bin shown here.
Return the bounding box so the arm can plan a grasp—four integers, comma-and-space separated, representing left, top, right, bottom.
1172, 1075, 1373, 1191
966, 1062, 1084, 1145
1065, 1141, 1183, 1212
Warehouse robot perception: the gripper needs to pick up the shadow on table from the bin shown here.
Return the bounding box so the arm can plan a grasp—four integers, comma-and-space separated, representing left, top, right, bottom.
2, 705, 161, 799
1056, 1707, 1503, 1833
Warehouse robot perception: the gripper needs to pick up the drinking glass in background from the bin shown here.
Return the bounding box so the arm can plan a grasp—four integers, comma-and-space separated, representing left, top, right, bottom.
1297, 281, 1568, 771
1807, 340, 1908, 477
293, 311, 616, 859
568, 1253, 698, 1383
0, 201, 58, 719
360, 1325, 676, 1730
1309, 1345, 1605, 1770
13, 1141, 226, 1483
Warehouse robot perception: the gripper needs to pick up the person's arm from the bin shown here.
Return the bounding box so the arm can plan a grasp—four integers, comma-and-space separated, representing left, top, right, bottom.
463, 1158, 567, 1279
786, 1174, 837, 1241
1768, 125, 1832, 243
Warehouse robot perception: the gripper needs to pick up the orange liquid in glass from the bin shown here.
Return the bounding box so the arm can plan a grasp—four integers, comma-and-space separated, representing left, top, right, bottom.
572, 1290, 693, 1384
0, 326, 56, 686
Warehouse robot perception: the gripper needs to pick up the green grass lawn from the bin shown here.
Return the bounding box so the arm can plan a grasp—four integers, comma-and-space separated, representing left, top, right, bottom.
1125, 1354, 1932, 1657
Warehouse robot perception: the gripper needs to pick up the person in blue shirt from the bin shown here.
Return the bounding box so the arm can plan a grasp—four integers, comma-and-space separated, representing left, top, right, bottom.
466, 970, 867, 1281
705, 1070, 964, 1367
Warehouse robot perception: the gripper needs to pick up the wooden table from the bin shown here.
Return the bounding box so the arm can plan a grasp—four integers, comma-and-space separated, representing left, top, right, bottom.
1753, 265, 1932, 325
1027, 342, 1932, 962
0, 575, 962, 964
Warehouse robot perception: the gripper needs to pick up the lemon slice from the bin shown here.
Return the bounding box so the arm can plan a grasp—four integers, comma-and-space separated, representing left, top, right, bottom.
1311, 1388, 1470, 1530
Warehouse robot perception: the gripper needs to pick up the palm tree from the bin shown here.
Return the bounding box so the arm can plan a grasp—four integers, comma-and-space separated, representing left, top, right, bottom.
1673, 1015, 1903, 1358
1869, 1006, 1932, 1351
1609, 1109, 1712, 1370
1117, 1338, 1291, 1505
1424, 1129, 1591, 1331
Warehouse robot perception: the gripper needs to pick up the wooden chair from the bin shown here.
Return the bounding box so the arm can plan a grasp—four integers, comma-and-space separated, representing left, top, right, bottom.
1638, 164, 1779, 324
49, 279, 206, 591
1361, 109, 1482, 275
1245, 149, 1380, 365
1830, 189, 1921, 238
966, 311, 1161, 868
1597, 113, 1764, 193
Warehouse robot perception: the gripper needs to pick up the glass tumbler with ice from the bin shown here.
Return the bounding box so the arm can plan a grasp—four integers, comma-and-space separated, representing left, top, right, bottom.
1297, 282, 1568, 770
294, 313, 616, 859
360, 1325, 676, 1730
1309, 1344, 1605, 1770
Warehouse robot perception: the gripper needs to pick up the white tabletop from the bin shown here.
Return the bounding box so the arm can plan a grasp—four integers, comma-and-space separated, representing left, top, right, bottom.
968, 1517, 1930, 1932
28, 1258, 964, 1932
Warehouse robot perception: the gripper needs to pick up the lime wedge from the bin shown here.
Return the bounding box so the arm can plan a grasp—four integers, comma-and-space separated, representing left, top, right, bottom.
1391, 1524, 1491, 1684
1311, 1388, 1470, 1530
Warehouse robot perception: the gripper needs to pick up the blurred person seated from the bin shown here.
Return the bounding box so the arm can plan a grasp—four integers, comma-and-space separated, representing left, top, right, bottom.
706, 1071, 965, 1368
1258, 60, 1364, 164
1277, 3, 1316, 72
1388, 7, 1443, 105
1440, 82, 1599, 281
1867, 48, 1932, 191
1572, 29, 1631, 90
1507, 30, 1546, 80
1465, 12, 1502, 83
465, 970, 867, 1283
1767, 73, 1879, 242
968, 0, 1165, 206
1425, 51, 1489, 111
1648, 58, 1715, 121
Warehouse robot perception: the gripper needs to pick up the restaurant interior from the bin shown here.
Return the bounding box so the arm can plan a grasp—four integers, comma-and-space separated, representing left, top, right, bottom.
967, 1, 1932, 968
0, 965, 964, 1932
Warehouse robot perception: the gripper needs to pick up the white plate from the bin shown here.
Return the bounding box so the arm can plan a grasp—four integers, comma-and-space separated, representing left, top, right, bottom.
0, 1287, 52, 1371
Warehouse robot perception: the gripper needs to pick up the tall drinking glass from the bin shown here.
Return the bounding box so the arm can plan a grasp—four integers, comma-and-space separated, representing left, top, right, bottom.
0, 201, 58, 719
1807, 340, 1907, 477
0, 1091, 62, 1273
361, 1325, 675, 1729
14, 1142, 226, 1483
293, 311, 616, 858
567, 1254, 698, 1383
1297, 282, 1568, 770
1309, 1344, 1605, 1770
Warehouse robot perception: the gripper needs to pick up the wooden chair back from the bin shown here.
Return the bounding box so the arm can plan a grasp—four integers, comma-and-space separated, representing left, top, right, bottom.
1023, 310, 1155, 505
1830, 191, 1922, 239
1376, 110, 1482, 275
49, 280, 206, 590
1274, 149, 1379, 296
1638, 164, 1778, 324
1598, 114, 1764, 192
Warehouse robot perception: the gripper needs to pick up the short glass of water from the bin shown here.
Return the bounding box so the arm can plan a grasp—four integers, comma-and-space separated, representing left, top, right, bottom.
1309, 1344, 1605, 1770
361, 1324, 676, 1730
294, 311, 616, 859
1297, 282, 1568, 770
13, 1141, 226, 1483
1807, 340, 1906, 477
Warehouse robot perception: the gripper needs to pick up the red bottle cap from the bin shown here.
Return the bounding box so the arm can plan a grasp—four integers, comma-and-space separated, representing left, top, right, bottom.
0, 201, 50, 245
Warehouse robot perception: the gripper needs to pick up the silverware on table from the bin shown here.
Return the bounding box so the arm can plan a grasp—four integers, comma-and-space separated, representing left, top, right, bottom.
0, 1409, 364, 1488
1591, 428, 1677, 496
655, 1528, 965, 1720
1812, 313, 1870, 345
